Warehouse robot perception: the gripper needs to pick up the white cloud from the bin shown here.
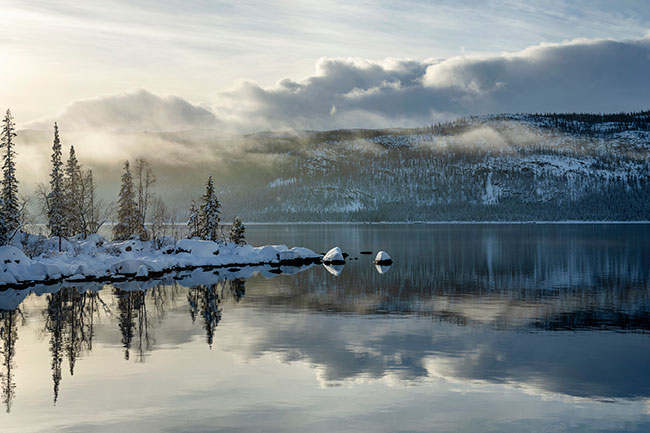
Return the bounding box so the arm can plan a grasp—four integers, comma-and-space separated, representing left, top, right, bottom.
212, 36, 650, 131
23, 36, 650, 133
27, 90, 219, 132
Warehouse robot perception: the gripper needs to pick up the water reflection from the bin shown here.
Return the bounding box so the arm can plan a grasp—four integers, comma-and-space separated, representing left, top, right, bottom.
188, 283, 223, 347
0, 225, 648, 428
0, 308, 19, 412
43, 288, 104, 404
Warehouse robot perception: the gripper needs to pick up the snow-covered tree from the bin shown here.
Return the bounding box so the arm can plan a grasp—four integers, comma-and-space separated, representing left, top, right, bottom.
199, 176, 221, 241
81, 169, 108, 236
187, 201, 200, 239
0, 109, 19, 235
134, 158, 155, 240
229, 216, 246, 245
113, 161, 141, 240
64, 145, 83, 236
47, 123, 67, 251
149, 196, 168, 248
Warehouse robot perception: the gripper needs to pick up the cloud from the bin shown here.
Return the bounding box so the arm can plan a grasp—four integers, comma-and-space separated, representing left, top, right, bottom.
27, 89, 220, 132
23, 36, 650, 133
214, 36, 650, 131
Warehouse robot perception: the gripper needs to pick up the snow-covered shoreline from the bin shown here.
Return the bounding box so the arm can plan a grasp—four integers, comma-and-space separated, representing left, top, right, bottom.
0, 233, 322, 289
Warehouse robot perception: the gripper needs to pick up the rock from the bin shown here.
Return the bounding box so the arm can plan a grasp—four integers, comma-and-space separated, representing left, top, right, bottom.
323, 247, 345, 264
373, 251, 393, 265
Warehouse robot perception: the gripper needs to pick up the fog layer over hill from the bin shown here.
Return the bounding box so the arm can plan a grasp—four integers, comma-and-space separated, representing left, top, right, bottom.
16, 112, 650, 222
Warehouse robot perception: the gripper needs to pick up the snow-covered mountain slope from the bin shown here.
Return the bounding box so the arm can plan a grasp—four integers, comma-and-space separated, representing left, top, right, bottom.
217, 112, 650, 221
18, 112, 650, 221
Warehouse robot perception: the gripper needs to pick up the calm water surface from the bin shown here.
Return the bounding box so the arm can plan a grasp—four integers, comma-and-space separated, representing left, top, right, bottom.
2, 224, 650, 433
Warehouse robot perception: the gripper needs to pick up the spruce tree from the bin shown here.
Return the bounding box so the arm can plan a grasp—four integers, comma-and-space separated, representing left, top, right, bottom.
113, 161, 139, 240
134, 158, 155, 240
64, 145, 83, 236
199, 176, 221, 241
47, 123, 67, 251
83, 169, 100, 235
229, 216, 246, 245
187, 202, 200, 238
0, 109, 19, 235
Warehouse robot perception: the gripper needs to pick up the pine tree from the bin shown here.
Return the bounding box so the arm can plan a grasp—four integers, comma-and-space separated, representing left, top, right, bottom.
229, 216, 246, 245
64, 145, 83, 236
187, 201, 200, 238
0, 109, 19, 236
113, 161, 140, 240
47, 123, 67, 251
199, 176, 221, 241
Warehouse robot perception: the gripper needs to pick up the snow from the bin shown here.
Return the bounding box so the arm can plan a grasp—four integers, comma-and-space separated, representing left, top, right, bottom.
0, 233, 322, 288
374, 251, 392, 264
136, 265, 149, 278
323, 247, 345, 264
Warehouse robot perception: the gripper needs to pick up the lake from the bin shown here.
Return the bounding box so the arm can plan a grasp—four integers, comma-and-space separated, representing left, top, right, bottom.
2, 224, 650, 433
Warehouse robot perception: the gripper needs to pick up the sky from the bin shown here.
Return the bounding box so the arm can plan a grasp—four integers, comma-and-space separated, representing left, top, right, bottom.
2, 0, 650, 131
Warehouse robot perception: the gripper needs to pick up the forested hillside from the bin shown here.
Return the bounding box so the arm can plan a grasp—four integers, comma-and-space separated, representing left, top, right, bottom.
16, 111, 650, 222
208, 111, 650, 221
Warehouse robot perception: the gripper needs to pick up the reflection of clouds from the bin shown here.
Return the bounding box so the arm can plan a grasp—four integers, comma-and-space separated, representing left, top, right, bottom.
220, 310, 650, 400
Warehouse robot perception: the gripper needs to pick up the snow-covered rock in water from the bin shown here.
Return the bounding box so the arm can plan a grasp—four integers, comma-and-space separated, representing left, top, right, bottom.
373, 251, 393, 265
323, 263, 344, 276
323, 247, 345, 264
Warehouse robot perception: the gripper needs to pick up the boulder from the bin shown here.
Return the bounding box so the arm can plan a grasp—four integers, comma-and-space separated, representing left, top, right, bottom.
373, 251, 393, 265
323, 247, 345, 264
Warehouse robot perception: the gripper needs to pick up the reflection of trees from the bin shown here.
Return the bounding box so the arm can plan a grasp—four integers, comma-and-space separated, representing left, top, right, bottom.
188, 284, 222, 347
228, 279, 246, 302
44, 287, 101, 405
0, 308, 21, 413
114, 289, 150, 362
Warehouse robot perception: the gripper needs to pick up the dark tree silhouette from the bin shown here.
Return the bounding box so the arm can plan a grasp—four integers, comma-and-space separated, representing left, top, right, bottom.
0, 309, 19, 413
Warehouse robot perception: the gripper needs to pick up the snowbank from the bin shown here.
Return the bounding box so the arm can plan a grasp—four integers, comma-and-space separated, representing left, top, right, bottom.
0, 234, 322, 289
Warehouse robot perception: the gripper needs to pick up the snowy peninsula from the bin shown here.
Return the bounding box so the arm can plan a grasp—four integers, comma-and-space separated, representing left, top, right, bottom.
0, 233, 322, 289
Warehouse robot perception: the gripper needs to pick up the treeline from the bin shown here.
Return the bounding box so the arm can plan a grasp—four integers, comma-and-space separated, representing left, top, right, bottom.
1, 109, 247, 247
418, 110, 650, 137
